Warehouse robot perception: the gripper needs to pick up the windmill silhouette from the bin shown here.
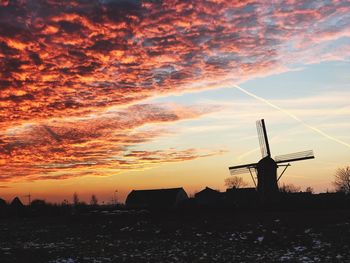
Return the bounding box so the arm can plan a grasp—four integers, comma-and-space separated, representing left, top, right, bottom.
229, 119, 315, 202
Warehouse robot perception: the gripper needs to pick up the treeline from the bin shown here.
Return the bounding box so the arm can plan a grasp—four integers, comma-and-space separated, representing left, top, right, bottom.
0, 195, 121, 218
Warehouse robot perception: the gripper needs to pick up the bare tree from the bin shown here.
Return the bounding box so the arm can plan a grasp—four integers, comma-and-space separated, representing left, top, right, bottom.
90, 194, 98, 206
280, 183, 300, 193
73, 192, 79, 206
225, 176, 248, 189
305, 186, 314, 194
333, 166, 350, 194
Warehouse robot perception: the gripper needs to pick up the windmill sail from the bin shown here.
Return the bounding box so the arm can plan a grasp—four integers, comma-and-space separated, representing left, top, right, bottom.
256, 119, 271, 158
229, 162, 258, 175
275, 150, 314, 164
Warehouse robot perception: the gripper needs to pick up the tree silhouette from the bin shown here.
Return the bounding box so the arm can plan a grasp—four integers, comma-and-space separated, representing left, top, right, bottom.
73, 192, 79, 206
333, 166, 350, 194
305, 186, 314, 194
280, 183, 300, 193
225, 176, 248, 189
90, 194, 98, 206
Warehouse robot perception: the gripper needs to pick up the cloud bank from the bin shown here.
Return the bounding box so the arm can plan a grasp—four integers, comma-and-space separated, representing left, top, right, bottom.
0, 103, 223, 181
0, 0, 349, 181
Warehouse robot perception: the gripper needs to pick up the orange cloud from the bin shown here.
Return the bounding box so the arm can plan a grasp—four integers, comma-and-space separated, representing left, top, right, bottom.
0, 103, 222, 181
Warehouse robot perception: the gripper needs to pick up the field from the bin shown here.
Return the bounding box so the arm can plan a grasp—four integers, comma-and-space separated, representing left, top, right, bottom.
0, 209, 349, 262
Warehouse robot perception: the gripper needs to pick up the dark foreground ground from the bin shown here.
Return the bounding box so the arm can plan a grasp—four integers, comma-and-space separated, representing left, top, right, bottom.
0, 209, 349, 263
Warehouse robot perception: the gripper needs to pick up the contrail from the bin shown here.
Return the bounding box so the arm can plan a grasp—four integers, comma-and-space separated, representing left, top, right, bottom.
232, 84, 350, 149
237, 146, 260, 162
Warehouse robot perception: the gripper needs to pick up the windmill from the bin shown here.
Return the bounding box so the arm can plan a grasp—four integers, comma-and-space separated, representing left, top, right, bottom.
228, 119, 315, 202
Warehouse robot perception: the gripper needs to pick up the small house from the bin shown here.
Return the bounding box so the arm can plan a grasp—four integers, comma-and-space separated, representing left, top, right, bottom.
195, 187, 222, 206
10, 197, 24, 208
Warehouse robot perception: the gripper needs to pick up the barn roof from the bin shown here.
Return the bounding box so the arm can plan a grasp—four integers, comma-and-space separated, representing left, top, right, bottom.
10, 197, 24, 208
126, 187, 187, 208
195, 187, 221, 197
0, 198, 7, 207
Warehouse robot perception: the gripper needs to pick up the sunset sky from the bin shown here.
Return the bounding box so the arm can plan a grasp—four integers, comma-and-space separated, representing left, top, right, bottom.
1, 0, 349, 204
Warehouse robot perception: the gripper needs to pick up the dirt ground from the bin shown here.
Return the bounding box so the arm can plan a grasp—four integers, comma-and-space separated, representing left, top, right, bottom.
0, 209, 349, 262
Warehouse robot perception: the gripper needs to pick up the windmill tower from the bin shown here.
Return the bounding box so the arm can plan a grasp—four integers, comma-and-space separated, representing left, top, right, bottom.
229, 119, 315, 203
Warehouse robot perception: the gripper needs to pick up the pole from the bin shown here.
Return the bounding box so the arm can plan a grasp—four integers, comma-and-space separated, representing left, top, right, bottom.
114, 190, 118, 205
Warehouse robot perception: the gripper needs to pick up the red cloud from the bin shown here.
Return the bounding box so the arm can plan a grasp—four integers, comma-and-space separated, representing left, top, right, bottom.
1, 1, 349, 129
0, 103, 223, 181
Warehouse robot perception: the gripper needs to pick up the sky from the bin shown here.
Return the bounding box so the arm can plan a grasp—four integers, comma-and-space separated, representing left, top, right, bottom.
0, 0, 349, 204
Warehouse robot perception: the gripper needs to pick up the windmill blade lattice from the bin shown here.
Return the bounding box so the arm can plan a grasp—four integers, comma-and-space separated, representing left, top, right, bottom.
275, 150, 314, 164
229, 162, 258, 175
256, 119, 271, 158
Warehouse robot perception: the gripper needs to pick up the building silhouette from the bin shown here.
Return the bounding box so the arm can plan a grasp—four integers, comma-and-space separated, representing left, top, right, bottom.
0, 198, 6, 208
126, 187, 188, 209
194, 187, 221, 207
10, 197, 24, 208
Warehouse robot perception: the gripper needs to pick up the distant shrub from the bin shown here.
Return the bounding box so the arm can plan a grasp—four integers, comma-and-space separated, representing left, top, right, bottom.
225, 176, 248, 189
305, 187, 314, 194
90, 195, 98, 206
280, 183, 301, 193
